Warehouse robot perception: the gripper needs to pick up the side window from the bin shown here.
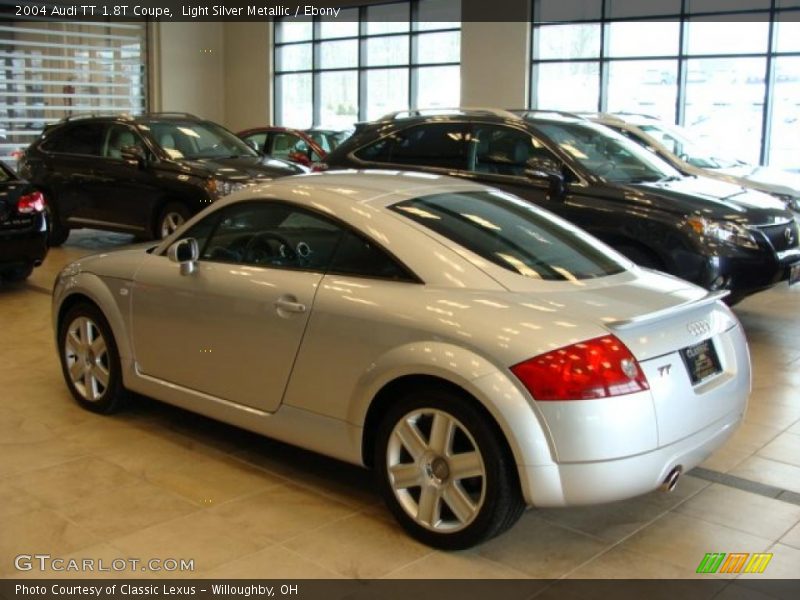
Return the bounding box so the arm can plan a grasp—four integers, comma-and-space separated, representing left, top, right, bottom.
103, 124, 146, 159
243, 133, 267, 153
270, 133, 303, 159
41, 123, 105, 156
328, 231, 412, 281
199, 202, 344, 272
355, 123, 470, 170
472, 126, 562, 177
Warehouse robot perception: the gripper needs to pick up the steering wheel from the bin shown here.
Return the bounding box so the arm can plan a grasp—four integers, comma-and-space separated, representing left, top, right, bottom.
244, 232, 297, 265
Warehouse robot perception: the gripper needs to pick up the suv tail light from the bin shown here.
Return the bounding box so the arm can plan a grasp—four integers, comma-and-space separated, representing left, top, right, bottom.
17, 191, 46, 214
511, 334, 649, 401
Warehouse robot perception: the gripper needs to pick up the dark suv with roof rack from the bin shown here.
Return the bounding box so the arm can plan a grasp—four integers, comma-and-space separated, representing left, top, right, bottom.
324, 108, 800, 303
18, 113, 305, 245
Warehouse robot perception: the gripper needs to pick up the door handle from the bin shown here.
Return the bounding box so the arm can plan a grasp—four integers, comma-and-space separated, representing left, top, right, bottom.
274, 297, 307, 314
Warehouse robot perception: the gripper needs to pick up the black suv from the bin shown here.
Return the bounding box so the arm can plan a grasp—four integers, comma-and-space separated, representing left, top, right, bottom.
324, 109, 800, 303
18, 113, 305, 245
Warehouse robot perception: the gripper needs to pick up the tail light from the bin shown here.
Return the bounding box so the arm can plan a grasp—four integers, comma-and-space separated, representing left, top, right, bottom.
311, 162, 329, 172
17, 191, 46, 214
511, 334, 649, 401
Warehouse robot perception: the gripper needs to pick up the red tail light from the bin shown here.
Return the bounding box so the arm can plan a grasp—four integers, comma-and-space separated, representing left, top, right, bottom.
311, 162, 329, 172
511, 334, 649, 401
17, 191, 46, 214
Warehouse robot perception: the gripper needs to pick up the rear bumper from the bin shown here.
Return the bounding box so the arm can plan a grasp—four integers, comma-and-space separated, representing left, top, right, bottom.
520, 406, 744, 507
0, 226, 48, 269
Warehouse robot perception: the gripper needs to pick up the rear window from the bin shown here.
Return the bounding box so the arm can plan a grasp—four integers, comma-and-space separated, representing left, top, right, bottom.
391, 191, 626, 281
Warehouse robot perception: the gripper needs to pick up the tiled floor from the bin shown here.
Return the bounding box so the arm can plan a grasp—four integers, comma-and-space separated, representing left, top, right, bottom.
1, 230, 799, 581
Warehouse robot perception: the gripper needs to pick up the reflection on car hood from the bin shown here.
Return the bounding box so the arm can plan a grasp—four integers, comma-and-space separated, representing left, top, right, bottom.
182, 155, 306, 181
715, 164, 800, 199
626, 175, 791, 224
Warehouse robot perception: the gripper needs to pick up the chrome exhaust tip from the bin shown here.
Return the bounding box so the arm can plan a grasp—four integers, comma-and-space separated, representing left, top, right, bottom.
660, 466, 682, 493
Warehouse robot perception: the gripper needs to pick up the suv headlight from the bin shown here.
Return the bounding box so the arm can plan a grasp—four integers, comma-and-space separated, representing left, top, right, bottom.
206, 179, 250, 199
774, 193, 800, 213
686, 216, 760, 250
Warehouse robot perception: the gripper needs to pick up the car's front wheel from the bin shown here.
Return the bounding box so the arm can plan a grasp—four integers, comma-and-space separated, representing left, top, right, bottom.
58, 302, 127, 414
375, 387, 524, 549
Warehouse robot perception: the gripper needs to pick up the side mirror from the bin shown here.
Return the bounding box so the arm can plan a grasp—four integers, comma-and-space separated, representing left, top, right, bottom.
526, 169, 565, 200
120, 145, 146, 167
167, 238, 199, 276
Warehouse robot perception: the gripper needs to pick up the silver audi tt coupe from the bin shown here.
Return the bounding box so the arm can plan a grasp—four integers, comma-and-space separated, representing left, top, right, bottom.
52, 171, 750, 549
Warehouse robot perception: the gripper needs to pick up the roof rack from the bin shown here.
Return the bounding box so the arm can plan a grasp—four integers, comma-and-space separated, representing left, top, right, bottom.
379, 107, 523, 121
57, 112, 135, 123
509, 109, 587, 121
143, 112, 201, 120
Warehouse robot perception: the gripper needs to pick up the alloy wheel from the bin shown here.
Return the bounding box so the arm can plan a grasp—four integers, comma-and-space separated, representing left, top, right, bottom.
160, 211, 185, 238
64, 316, 110, 402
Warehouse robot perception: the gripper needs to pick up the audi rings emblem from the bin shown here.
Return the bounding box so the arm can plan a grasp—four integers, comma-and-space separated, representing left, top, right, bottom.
687, 320, 711, 337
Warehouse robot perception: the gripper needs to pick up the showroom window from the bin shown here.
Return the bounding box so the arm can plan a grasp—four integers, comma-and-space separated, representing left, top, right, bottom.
0, 19, 148, 165
530, 0, 800, 168
273, 0, 461, 129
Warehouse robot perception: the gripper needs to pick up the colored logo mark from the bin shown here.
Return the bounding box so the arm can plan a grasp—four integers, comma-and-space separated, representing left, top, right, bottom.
696, 552, 773, 574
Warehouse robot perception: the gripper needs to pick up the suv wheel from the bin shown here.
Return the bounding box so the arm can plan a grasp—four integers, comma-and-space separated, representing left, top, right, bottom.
47, 204, 70, 247
156, 203, 190, 239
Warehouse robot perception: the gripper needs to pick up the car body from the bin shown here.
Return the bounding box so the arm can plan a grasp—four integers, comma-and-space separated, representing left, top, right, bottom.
18, 113, 305, 246
585, 112, 800, 215
0, 160, 48, 282
238, 126, 349, 168
325, 109, 800, 303
53, 172, 749, 549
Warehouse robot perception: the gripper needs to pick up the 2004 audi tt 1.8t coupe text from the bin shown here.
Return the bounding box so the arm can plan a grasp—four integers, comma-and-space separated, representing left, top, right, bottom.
52, 172, 751, 549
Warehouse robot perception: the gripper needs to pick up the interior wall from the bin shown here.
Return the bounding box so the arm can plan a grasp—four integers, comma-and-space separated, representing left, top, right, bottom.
223, 22, 272, 132
151, 21, 225, 122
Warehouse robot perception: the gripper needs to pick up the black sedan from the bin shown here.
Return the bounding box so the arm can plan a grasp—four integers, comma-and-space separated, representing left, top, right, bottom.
0, 161, 48, 282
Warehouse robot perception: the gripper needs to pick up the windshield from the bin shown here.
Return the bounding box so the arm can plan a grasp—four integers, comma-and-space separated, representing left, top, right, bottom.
638, 123, 743, 169
142, 120, 258, 160
391, 190, 626, 281
535, 121, 682, 183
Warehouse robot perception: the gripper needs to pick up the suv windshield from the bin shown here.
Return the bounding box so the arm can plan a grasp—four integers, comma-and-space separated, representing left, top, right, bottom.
535, 121, 682, 183
391, 190, 626, 281
142, 120, 257, 160
638, 123, 743, 170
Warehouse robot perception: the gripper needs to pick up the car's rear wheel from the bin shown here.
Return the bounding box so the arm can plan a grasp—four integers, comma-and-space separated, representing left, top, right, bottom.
156, 202, 190, 239
374, 387, 524, 549
58, 303, 127, 414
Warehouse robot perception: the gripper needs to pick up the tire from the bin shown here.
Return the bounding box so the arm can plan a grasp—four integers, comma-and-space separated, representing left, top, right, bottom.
374, 386, 525, 550
2, 264, 34, 282
47, 204, 70, 247
155, 202, 190, 240
58, 302, 128, 414
616, 244, 665, 271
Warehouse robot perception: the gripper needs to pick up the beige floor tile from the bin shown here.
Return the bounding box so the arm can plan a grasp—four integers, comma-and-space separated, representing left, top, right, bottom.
12, 456, 143, 508
0, 483, 43, 519
0, 438, 88, 479
385, 550, 531, 579
537, 475, 708, 543
779, 521, 800, 550
724, 421, 783, 455
203, 546, 342, 579
0, 508, 99, 576
743, 402, 800, 430
475, 514, 610, 578
208, 483, 358, 545
617, 513, 773, 573
675, 483, 800, 540
699, 446, 752, 473
143, 454, 284, 507
283, 512, 432, 578
102, 432, 229, 478
729, 456, 800, 494
756, 432, 800, 467
567, 547, 715, 579
111, 512, 264, 575
60, 481, 199, 540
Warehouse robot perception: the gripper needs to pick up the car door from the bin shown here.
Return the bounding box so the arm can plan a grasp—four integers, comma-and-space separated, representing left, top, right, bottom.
130, 200, 345, 412
90, 123, 162, 232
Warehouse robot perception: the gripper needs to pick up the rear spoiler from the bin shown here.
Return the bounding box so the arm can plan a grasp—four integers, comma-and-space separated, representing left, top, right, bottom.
605, 290, 730, 331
